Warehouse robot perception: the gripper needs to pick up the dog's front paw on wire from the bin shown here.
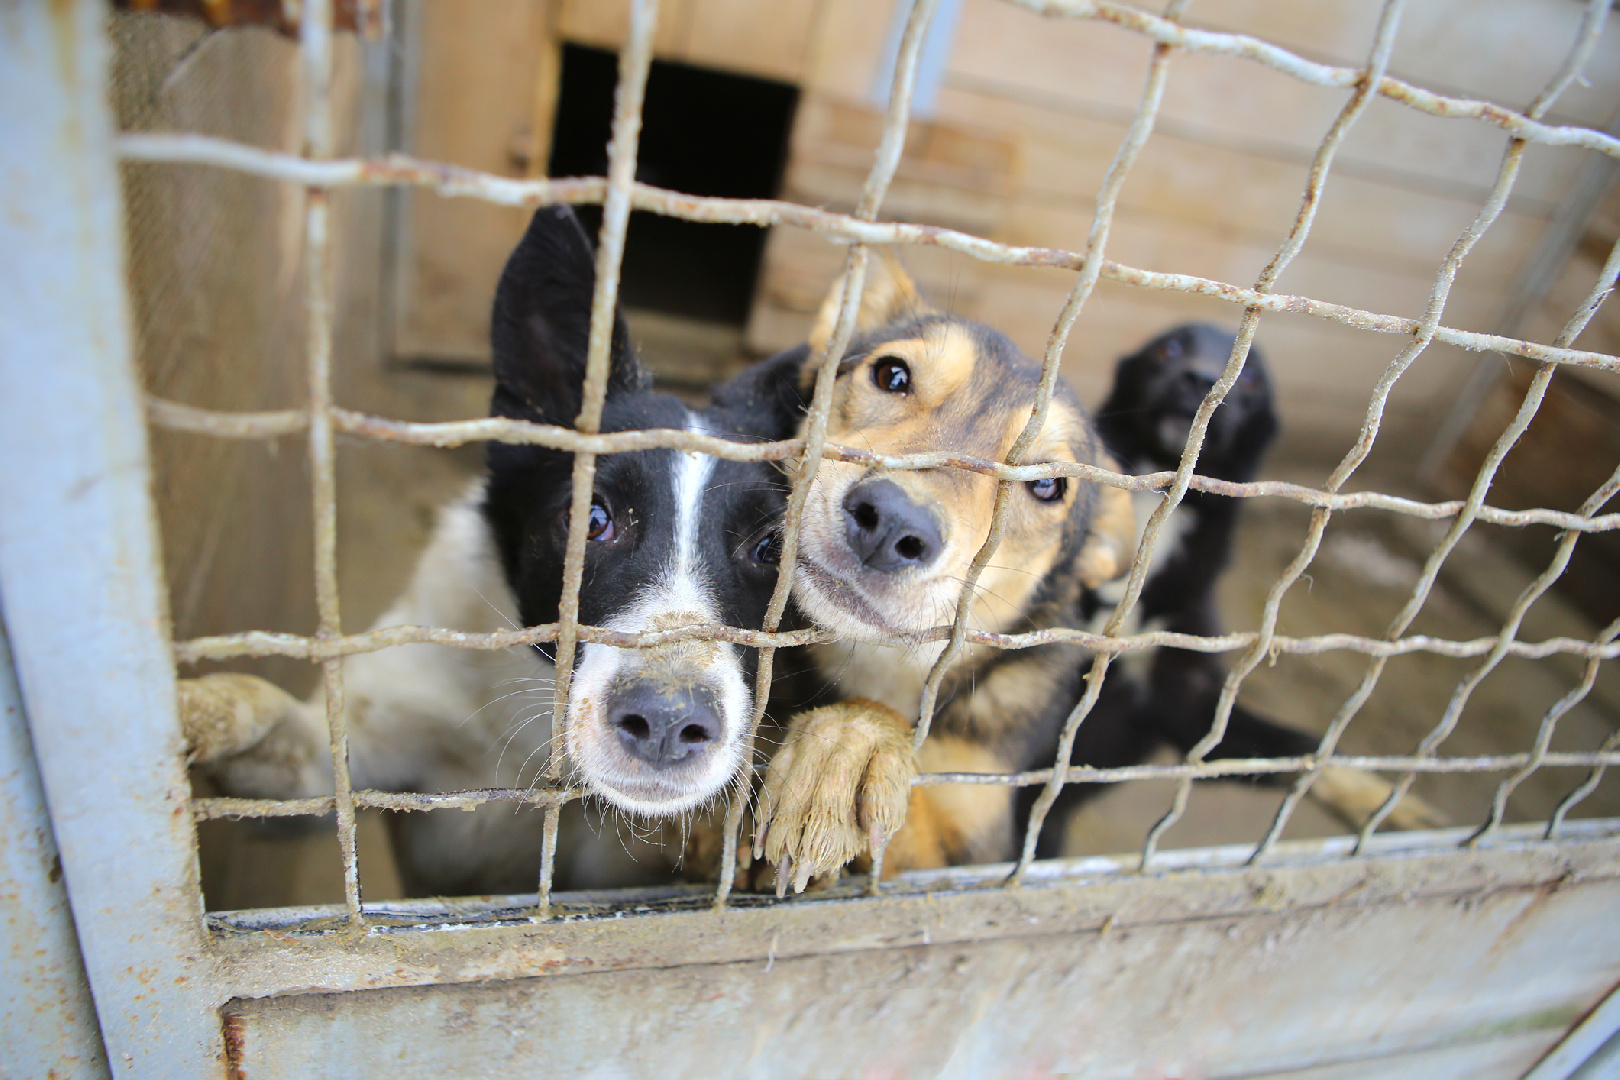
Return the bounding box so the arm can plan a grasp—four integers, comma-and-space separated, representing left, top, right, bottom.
755, 699, 916, 896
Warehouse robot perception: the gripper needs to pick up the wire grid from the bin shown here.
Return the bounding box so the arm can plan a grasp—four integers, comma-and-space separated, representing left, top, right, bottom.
126, 0, 1620, 924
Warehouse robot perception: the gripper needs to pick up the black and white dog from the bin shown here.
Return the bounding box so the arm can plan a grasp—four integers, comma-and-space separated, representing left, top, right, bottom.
179, 206, 789, 895
1027, 323, 1441, 854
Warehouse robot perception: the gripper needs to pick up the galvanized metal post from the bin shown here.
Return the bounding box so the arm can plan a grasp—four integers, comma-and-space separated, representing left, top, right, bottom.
0, 1, 225, 1076
1527, 979, 1620, 1080
0, 622, 109, 1077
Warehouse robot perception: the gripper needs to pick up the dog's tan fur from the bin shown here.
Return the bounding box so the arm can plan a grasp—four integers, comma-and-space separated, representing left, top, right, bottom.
751, 255, 1133, 887
749, 263, 1441, 889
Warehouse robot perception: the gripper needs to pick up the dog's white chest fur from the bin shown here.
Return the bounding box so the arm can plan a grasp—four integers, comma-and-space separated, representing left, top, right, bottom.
343, 484, 557, 792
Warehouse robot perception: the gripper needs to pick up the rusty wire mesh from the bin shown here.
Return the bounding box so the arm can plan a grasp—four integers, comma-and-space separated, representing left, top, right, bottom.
127, 0, 1620, 923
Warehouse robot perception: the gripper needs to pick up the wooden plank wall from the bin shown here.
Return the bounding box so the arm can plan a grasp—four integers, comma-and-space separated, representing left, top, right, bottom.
392, 0, 1620, 462
746, 0, 1620, 464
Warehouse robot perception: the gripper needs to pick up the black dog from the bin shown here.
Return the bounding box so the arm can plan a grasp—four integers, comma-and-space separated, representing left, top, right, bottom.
1027, 324, 1439, 855
179, 206, 792, 895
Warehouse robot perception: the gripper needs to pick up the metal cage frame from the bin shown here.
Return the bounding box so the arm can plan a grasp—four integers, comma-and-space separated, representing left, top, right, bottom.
6, 0, 1620, 1075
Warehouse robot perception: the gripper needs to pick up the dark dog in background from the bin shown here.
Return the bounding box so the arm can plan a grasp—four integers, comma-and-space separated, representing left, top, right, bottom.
1027, 324, 1441, 855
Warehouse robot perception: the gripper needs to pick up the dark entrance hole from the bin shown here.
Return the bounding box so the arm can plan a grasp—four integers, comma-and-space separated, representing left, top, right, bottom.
548, 44, 798, 325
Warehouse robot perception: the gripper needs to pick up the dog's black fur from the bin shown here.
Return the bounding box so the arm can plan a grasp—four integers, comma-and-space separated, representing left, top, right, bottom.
482, 207, 787, 671
179, 206, 796, 895
1024, 323, 1329, 855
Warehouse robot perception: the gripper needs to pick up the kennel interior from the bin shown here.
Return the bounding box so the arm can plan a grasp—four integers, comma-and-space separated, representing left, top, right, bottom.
6, 0, 1620, 1076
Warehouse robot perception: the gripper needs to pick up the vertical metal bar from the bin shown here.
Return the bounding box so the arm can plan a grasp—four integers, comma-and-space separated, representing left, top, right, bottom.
539, 0, 659, 917
1003, 0, 1190, 882
1136, 0, 1407, 869
300, 0, 364, 930
0, 2, 225, 1073
0, 621, 109, 1076
719, 0, 942, 905
1524, 978, 1620, 1080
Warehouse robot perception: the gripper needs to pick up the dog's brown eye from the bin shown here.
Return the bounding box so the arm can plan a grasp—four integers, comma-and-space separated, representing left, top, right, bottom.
872, 356, 912, 393
586, 500, 615, 541
1028, 477, 1066, 503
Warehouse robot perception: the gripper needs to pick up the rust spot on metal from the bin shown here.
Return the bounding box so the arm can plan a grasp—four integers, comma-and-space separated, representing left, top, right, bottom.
222, 1013, 246, 1080
110, 0, 383, 39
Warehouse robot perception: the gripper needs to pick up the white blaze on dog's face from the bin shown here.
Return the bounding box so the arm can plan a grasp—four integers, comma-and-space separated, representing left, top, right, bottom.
789, 255, 1128, 643
563, 427, 765, 817
481, 206, 787, 819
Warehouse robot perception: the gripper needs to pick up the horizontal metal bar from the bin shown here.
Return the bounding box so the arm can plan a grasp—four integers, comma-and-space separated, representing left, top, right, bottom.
191, 748, 1620, 823
193, 786, 583, 821
116, 135, 1620, 374
172, 617, 1620, 665
917, 750, 1620, 786
199, 820, 1620, 1004
148, 398, 1620, 534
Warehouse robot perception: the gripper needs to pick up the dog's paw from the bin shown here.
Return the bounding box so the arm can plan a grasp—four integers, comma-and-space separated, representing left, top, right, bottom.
1314, 767, 1448, 832
176, 672, 306, 764
755, 699, 916, 895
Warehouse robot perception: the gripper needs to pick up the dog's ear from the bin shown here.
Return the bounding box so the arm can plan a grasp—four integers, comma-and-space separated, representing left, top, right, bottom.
1075, 461, 1137, 589
488, 205, 647, 424
712, 343, 811, 439
807, 248, 934, 363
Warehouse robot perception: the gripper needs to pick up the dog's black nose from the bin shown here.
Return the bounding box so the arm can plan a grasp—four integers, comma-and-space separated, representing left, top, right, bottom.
1178, 367, 1216, 393
607, 682, 720, 769
1174, 367, 1217, 410
843, 478, 941, 573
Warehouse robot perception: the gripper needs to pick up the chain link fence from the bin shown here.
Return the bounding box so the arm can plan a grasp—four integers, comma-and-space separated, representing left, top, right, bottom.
123, 0, 1620, 927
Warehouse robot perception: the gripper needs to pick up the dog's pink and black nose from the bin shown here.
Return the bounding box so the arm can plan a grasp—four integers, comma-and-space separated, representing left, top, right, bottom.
608, 682, 721, 769
843, 478, 941, 573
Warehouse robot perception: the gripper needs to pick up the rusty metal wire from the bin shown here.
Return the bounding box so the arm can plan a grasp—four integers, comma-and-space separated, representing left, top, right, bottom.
118, 134, 1620, 377
298, 0, 363, 931
1137, 0, 1410, 872
145, 398, 1620, 533
1009, 0, 1620, 161
186, 745, 1620, 824
1472, 617, 1620, 847
1352, 234, 1620, 852
1246, 0, 1617, 866
1007, 0, 1194, 886
531, 0, 660, 919
123, 0, 1620, 911
723, 0, 947, 905
171, 621, 1620, 667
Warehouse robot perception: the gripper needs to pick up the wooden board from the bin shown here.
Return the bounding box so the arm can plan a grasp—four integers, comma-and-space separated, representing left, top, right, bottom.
947, 0, 1616, 210
935, 85, 1554, 288
393, 0, 554, 363
221, 831, 1620, 1079
560, 0, 819, 82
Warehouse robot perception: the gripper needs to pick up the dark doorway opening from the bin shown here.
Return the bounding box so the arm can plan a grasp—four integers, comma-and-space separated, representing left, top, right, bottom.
547, 44, 799, 326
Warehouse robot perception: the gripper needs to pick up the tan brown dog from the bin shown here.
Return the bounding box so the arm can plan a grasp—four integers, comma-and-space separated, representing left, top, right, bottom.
727, 255, 1135, 892
732, 267, 1439, 893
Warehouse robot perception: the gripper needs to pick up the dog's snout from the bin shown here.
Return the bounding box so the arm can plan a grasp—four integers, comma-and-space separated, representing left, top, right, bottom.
1178, 367, 1215, 394
608, 682, 721, 769
843, 478, 941, 573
